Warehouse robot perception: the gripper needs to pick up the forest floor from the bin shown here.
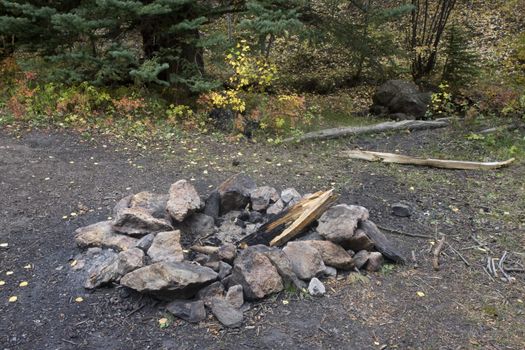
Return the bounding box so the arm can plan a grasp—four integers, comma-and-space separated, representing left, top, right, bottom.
0, 119, 524, 350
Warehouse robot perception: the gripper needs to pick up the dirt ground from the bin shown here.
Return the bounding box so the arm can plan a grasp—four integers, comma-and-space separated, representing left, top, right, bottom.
0, 125, 524, 350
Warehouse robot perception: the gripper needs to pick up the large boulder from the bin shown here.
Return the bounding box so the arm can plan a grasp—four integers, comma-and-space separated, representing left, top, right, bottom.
128, 192, 169, 219
147, 230, 184, 263
371, 80, 431, 119
282, 241, 326, 280
120, 261, 218, 299
113, 208, 173, 237
75, 221, 138, 251
300, 240, 354, 270
166, 180, 202, 222
217, 174, 256, 214
229, 248, 284, 300
317, 204, 369, 248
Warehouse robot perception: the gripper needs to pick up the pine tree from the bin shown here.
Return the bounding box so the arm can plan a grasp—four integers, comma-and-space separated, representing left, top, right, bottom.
442, 24, 480, 89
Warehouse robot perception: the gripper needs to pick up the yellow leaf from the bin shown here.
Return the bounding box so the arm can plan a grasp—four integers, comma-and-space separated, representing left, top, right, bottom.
282, 300, 289, 305
70, 260, 77, 267
416, 291, 425, 297
0, 243, 8, 248
0, 280, 5, 286
75, 297, 84, 303
23, 264, 32, 269
6, 271, 13, 276
8, 296, 17, 302
19, 281, 28, 287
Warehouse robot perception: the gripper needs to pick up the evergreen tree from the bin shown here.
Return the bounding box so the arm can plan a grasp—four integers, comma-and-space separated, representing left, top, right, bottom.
442, 24, 480, 90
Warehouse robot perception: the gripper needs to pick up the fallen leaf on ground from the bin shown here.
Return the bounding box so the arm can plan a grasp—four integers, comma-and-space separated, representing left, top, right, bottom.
0, 243, 8, 248
416, 291, 426, 297
23, 264, 32, 269
19, 281, 28, 287
0, 280, 5, 286
158, 318, 169, 328
8, 296, 17, 302
75, 297, 84, 303
6, 271, 14, 276
70, 260, 77, 267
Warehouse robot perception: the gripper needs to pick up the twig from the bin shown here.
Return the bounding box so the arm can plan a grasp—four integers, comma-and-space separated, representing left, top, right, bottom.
471, 235, 492, 253
411, 250, 418, 268
376, 224, 433, 239
445, 242, 470, 267
504, 268, 525, 273
432, 235, 447, 271
126, 304, 145, 317
61, 339, 79, 346
498, 251, 513, 282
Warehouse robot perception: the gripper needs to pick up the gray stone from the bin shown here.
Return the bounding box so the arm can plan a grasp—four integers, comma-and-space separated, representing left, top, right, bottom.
281, 188, 301, 205
389, 112, 412, 121
180, 213, 216, 238
392, 202, 412, 217
204, 191, 221, 222
218, 261, 232, 280
113, 208, 173, 237
166, 180, 202, 222
75, 221, 138, 251
343, 229, 375, 252
250, 186, 280, 211
147, 230, 184, 263
322, 266, 337, 278
215, 221, 244, 244
308, 277, 326, 296
248, 245, 306, 290
112, 195, 132, 217
217, 173, 257, 214
296, 230, 323, 241
120, 261, 218, 299
229, 248, 284, 300
216, 243, 237, 263
371, 80, 430, 118
83, 251, 119, 289
300, 240, 354, 270
353, 250, 371, 269
266, 199, 285, 215
283, 241, 326, 280
115, 248, 144, 276
166, 300, 206, 323
317, 204, 369, 248
197, 281, 225, 307
366, 252, 384, 272
210, 299, 243, 328
129, 191, 169, 219
205, 259, 221, 272
135, 233, 155, 252
225, 285, 244, 309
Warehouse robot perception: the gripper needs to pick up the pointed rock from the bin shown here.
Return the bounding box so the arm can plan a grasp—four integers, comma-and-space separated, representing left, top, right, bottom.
211, 298, 243, 328
166, 180, 202, 222
167, 300, 206, 323
129, 191, 169, 219
75, 221, 138, 251
217, 173, 256, 214
317, 204, 369, 247
366, 252, 384, 272
225, 284, 244, 309
250, 186, 279, 211
147, 230, 184, 263
308, 278, 326, 296
344, 228, 375, 252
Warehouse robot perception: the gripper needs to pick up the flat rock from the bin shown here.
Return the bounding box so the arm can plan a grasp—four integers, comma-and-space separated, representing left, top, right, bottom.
83, 250, 119, 289
308, 277, 326, 296
217, 173, 256, 214
167, 300, 206, 323
75, 221, 138, 251
225, 285, 244, 308
283, 241, 326, 280
113, 208, 173, 237
250, 186, 280, 211
120, 261, 218, 299
353, 250, 370, 269
147, 230, 184, 263
343, 228, 375, 252
166, 180, 202, 222
229, 248, 283, 300
129, 191, 169, 219
317, 204, 369, 247
300, 240, 354, 270
366, 252, 384, 272
83, 248, 143, 289
211, 299, 243, 328
215, 222, 244, 244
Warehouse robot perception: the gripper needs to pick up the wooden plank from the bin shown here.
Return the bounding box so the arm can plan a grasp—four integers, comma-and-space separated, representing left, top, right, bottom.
343, 150, 515, 170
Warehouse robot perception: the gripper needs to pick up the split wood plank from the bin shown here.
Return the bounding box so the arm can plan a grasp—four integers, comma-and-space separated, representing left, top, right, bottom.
342, 150, 515, 170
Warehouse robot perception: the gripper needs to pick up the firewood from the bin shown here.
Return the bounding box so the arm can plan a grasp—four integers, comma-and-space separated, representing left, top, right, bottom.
432, 236, 446, 271
359, 220, 406, 264
238, 189, 337, 247
343, 150, 515, 170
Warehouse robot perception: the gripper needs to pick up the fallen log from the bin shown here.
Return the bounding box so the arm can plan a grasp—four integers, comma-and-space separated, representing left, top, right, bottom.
283, 118, 450, 143
342, 150, 515, 170
238, 189, 338, 247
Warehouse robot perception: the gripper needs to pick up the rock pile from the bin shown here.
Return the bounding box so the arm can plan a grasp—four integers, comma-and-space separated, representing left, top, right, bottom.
73, 173, 404, 327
